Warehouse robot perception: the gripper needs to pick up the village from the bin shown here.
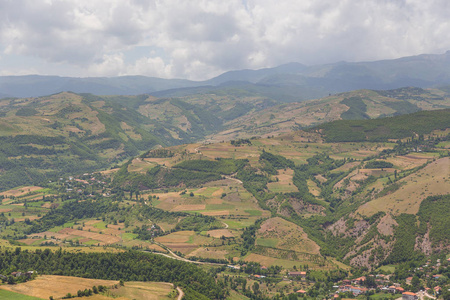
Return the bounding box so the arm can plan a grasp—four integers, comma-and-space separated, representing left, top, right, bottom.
223, 256, 449, 299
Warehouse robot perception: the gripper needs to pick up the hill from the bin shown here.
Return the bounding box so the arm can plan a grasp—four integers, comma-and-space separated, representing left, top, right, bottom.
205, 87, 450, 142
0, 109, 449, 299
1, 87, 450, 193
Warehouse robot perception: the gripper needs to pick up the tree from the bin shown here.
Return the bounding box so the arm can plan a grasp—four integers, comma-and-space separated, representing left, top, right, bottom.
252, 282, 259, 294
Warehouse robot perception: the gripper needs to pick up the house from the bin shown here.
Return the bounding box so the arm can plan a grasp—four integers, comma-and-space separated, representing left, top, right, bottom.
388, 286, 397, 293
396, 287, 405, 293
402, 292, 418, 300
11, 272, 22, 277
338, 285, 367, 295
350, 286, 367, 296
434, 286, 441, 294
433, 274, 442, 280
406, 277, 413, 285
288, 271, 306, 278
296, 289, 307, 294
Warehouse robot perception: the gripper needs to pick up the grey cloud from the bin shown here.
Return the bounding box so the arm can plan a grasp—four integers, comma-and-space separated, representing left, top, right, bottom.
1, 0, 450, 79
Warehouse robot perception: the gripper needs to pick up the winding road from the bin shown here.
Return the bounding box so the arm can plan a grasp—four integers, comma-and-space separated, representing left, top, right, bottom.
176, 286, 184, 300
145, 242, 227, 266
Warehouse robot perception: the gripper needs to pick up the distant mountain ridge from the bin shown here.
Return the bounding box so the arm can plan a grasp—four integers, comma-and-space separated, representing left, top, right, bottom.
2, 51, 450, 98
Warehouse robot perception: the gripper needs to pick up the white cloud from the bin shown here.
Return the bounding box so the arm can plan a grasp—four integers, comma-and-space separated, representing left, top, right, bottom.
0, 0, 450, 79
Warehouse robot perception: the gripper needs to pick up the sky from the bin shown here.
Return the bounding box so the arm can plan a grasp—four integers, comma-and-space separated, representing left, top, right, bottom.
1, 0, 450, 80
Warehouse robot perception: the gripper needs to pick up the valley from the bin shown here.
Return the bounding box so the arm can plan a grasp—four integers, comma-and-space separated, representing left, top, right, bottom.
0, 88, 449, 300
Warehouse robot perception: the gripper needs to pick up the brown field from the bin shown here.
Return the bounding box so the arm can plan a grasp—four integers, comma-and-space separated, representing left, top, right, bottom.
15, 216, 41, 222
386, 153, 435, 169
18, 238, 41, 245
201, 210, 230, 216
64, 228, 120, 244
171, 204, 206, 211
0, 186, 43, 197
207, 229, 234, 238
0, 275, 119, 299
106, 281, 174, 300
0, 276, 174, 300
211, 188, 225, 197
155, 231, 194, 243
161, 243, 198, 255
257, 217, 320, 254
187, 247, 228, 260
357, 157, 450, 216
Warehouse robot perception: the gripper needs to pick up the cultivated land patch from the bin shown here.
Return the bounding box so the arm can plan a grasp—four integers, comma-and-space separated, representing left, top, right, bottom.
257, 217, 321, 255
267, 169, 298, 193
0, 290, 43, 300
0, 275, 119, 299
357, 157, 450, 216
105, 281, 175, 300
207, 229, 234, 238
0, 186, 43, 198
187, 247, 228, 260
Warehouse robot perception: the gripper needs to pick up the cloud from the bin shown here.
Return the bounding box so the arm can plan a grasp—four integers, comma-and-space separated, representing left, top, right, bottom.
1, 0, 450, 79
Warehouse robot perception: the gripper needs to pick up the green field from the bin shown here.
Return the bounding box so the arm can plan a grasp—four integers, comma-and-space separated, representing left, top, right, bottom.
0, 290, 44, 300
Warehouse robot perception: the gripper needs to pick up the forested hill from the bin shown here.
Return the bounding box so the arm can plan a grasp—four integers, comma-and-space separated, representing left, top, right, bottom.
311, 108, 450, 142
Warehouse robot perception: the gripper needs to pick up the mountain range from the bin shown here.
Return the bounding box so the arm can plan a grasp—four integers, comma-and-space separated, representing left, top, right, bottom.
2, 51, 450, 99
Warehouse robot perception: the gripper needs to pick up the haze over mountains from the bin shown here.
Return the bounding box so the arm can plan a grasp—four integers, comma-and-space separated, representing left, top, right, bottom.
2, 51, 450, 99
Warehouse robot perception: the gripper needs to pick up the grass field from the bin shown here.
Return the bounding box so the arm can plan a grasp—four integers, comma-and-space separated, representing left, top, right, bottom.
0, 290, 44, 300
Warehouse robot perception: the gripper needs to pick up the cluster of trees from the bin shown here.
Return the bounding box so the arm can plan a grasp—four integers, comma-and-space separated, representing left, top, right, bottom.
175, 215, 224, 232
365, 160, 394, 169
174, 158, 247, 175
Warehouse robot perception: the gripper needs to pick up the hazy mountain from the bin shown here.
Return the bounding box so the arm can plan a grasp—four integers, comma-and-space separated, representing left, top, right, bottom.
2, 52, 450, 99
0, 75, 197, 98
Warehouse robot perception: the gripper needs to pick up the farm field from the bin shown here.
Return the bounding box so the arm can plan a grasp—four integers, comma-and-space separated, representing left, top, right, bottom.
0, 275, 119, 299
0, 289, 43, 300
104, 282, 175, 300
357, 157, 450, 216
0, 276, 175, 300
256, 218, 320, 255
